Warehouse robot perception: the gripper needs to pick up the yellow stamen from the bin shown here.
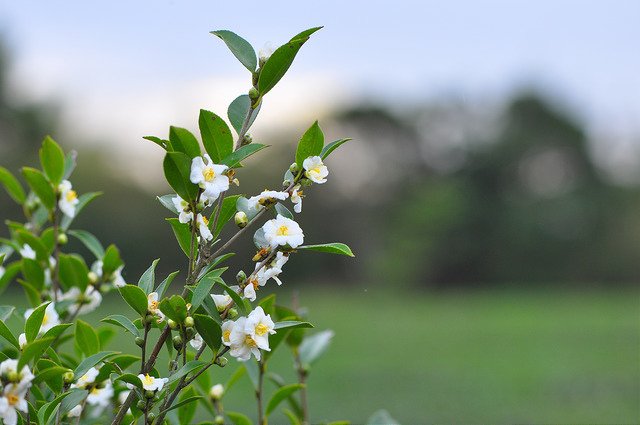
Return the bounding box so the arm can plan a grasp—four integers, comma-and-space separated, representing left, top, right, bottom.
203, 167, 215, 182
223, 330, 231, 342
91, 387, 101, 395
201, 216, 209, 226
143, 374, 154, 385
66, 190, 77, 202
42, 314, 49, 325
149, 300, 158, 310
276, 225, 289, 236
7, 393, 19, 406
244, 335, 257, 347
255, 323, 269, 336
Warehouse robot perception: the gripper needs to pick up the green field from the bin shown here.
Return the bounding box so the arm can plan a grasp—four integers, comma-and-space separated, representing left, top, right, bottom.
3, 287, 639, 424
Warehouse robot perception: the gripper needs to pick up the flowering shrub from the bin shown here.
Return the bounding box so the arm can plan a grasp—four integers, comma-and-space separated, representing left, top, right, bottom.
0, 27, 356, 425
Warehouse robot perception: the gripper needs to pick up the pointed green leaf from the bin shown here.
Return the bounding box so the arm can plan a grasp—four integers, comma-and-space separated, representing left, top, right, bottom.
0, 166, 26, 204
274, 203, 293, 220
0, 320, 19, 349
169, 126, 201, 159
75, 319, 99, 356
166, 218, 195, 257
213, 194, 241, 237
67, 229, 105, 260
101, 315, 140, 338
58, 254, 89, 292
266, 383, 305, 415
0, 262, 21, 295
156, 270, 179, 298
21, 167, 55, 210
138, 259, 160, 294
220, 143, 268, 168
297, 243, 354, 257
60, 191, 102, 231
164, 152, 199, 202
39, 136, 65, 185
193, 314, 222, 352
274, 321, 314, 330
74, 351, 118, 379
25, 301, 51, 342
144, 135, 172, 151
228, 94, 261, 135
299, 330, 334, 367
167, 360, 208, 384
199, 109, 233, 163
226, 411, 253, 425
118, 284, 148, 317
157, 194, 179, 214
190, 272, 220, 311
295, 121, 324, 167
211, 30, 257, 72
321, 138, 352, 160
102, 244, 123, 275
22, 258, 45, 291
19, 337, 55, 369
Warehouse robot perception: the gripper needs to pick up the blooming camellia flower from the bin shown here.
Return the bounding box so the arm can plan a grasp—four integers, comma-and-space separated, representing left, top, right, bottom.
303, 156, 328, 184
227, 317, 260, 361
147, 292, 164, 320
72, 367, 100, 389
0, 383, 29, 425
262, 214, 304, 249
189, 333, 203, 350
87, 381, 114, 407
138, 374, 168, 392
245, 306, 275, 348
196, 214, 213, 241
209, 384, 224, 400
222, 307, 277, 362
190, 154, 229, 202
247, 190, 289, 212
211, 292, 234, 312
172, 195, 193, 223
290, 185, 303, 213
24, 302, 60, 334
19, 244, 35, 260
58, 287, 102, 315
58, 180, 79, 217
0, 360, 34, 387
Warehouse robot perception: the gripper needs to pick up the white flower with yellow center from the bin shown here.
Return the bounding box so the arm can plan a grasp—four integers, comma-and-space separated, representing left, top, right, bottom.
245, 306, 275, 350
24, 302, 60, 334
247, 190, 289, 212
59, 287, 102, 315
189, 333, 203, 350
147, 292, 164, 320
209, 384, 224, 400
303, 156, 328, 184
0, 360, 34, 387
172, 195, 194, 224
138, 374, 168, 392
253, 252, 289, 287
71, 367, 100, 389
262, 214, 304, 249
221, 320, 235, 348
0, 383, 29, 425
190, 154, 229, 201
87, 381, 113, 407
196, 214, 213, 241
58, 180, 79, 217
228, 317, 261, 361
19, 244, 35, 260
290, 185, 303, 213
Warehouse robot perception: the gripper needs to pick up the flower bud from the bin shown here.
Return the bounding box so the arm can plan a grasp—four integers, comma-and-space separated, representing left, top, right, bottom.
172, 335, 183, 349
289, 162, 299, 173
234, 211, 248, 228
214, 356, 228, 367
252, 72, 259, 86
209, 384, 224, 400
228, 308, 238, 319
241, 134, 253, 146
248, 87, 259, 100
235, 270, 246, 283
87, 271, 99, 284
63, 371, 75, 384
214, 415, 225, 425
167, 319, 177, 329
57, 233, 68, 245
169, 360, 177, 370
185, 327, 196, 339
7, 371, 19, 383
184, 316, 194, 328
145, 314, 155, 324
145, 390, 155, 399
147, 412, 156, 422
135, 337, 145, 347
136, 400, 146, 410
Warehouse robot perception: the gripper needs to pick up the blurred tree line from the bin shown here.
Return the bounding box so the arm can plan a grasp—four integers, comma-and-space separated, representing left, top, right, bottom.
1, 41, 639, 289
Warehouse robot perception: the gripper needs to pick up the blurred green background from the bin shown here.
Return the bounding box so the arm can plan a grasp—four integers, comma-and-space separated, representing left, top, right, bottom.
0, 1, 639, 423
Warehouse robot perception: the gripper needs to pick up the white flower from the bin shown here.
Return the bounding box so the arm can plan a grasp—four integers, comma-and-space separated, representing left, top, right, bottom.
58, 180, 79, 218
245, 306, 275, 350
253, 252, 289, 288
72, 367, 100, 389
67, 404, 83, 417
91, 261, 125, 287
0, 360, 34, 387
247, 190, 289, 212
24, 302, 60, 334
190, 154, 229, 201
138, 374, 168, 392
209, 384, 224, 400
172, 195, 194, 224
18, 334, 26, 350
258, 43, 274, 63
0, 383, 29, 425
228, 317, 261, 361
221, 320, 235, 347
303, 156, 328, 184
147, 292, 164, 320
59, 287, 102, 315
290, 185, 303, 213
87, 381, 113, 407
262, 214, 304, 248
243, 284, 256, 302
196, 214, 213, 241
19, 244, 35, 260
189, 333, 203, 350
211, 293, 233, 312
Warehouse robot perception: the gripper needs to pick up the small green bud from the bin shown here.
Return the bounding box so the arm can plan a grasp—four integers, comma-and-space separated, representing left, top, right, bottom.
153, 394, 160, 402
135, 337, 145, 347
145, 314, 155, 324
186, 328, 196, 340
214, 415, 225, 425
172, 335, 183, 349
283, 179, 292, 187
7, 371, 19, 383
236, 270, 247, 283
215, 356, 228, 367
252, 71, 259, 86
289, 162, 299, 173
234, 211, 248, 228
136, 400, 146, 410
228, 308, 238, 319
63, 371, 75, 384
145, 390, 155, 399
147, 412, 156, 422
57, 233, 68, 245
241, 134, 253, 146
196, 201, 205, 212
87, 271, 99, 284
248, 87, 259, 100
169, 360, 177, 370
184, 316, 194, 328
167, 319, 177, 329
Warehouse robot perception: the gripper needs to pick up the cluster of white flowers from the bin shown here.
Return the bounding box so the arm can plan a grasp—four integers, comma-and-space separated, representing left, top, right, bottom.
58, 180, 79, 218
222, 307, 276, 361
0, 360, 34, 425
242, 252, 290, 301
68, 366, 114, 417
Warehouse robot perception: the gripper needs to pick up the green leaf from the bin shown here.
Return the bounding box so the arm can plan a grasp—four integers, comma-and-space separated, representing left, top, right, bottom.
0, 262, 21, 295
213, 195, 241, 237
367, 410, 400, 425
299, 330, 334, 367
321, 138, 352, 160
118, 284, 148, 317
178, 386, 199, 424
228, 95, 261, 135
63, 150, 77, 180
167, 360, 208, 384
193, 314, 222, 352
275, 203, 293, 220
58, 388, 89, 418
219, 282, 250, 315
33, 365, 69, 386
60, 191, 102, 231
199, 109, 233, 163
282, 409, 302, 425
138, 258, 160, 294
156, 270, 179, 298
39, 136, 65, 185
58, 254, 89, 292
297, 243, 354, 257
257, 27, 321, 95
244, 360, 259, 391
161, 394, 202, 415
143, 135, 172, 151
157, 194, 179, 214
169, 294, 188, 322
266, 383, 305, 415
274, 321, 314, 330
22, 258, 45, 291
169, 126, 201, 158
102, 244, 124, 275
0, 319, 19, 349
164, 152, 199, 202
21, 167, 55, 210
25, 301, 50, 342
16, 230, 49, 262
0, 306, 14, 322
19, 337, 55, 369
191, 273, 220, 311
42, 323, 73, 340
75, 319, 99, 356
67, 229, 105, 259
226, 411, 253, 425
211, 30, 257, 72
74, 351, 118, 379
166, 218, 195, 257
0, 166, 26, 204
19, 280, 41, 307
257, 294, 276, 316
113, 373, 142, 389
295, 121, 324, 167
220, 143, 268, 168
